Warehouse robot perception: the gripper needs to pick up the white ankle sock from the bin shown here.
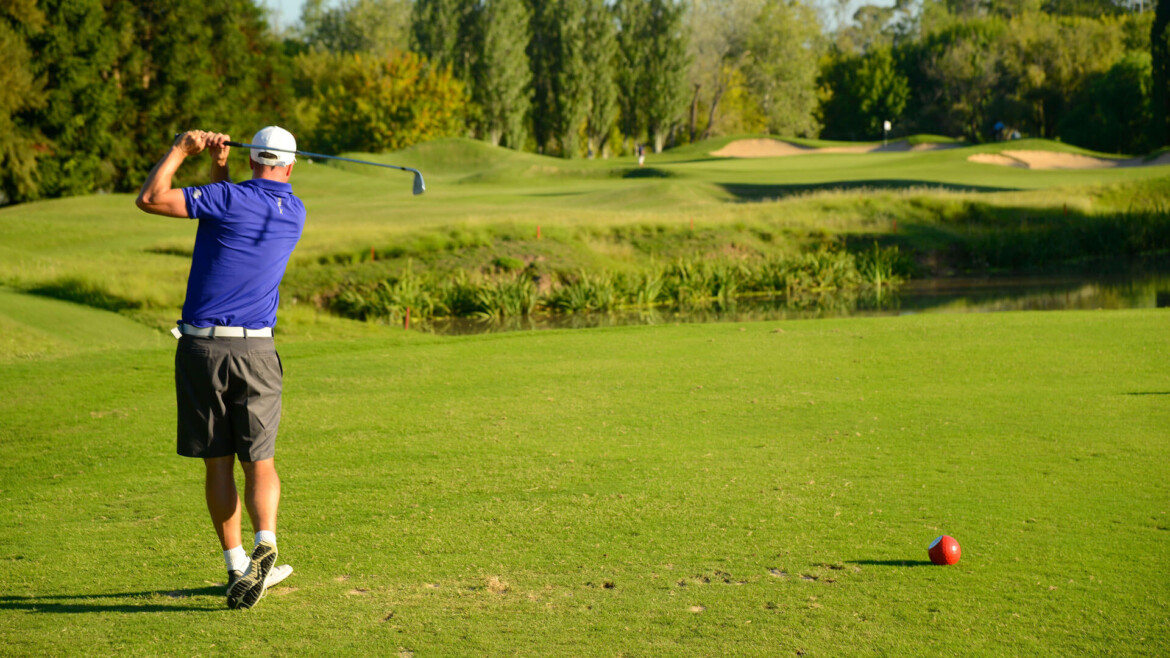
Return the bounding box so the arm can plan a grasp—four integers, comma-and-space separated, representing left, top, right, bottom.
255, 530, 277, 547
224, 545, 250, 572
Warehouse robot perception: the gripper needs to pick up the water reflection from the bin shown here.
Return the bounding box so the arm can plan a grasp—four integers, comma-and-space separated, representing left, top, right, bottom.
409, 273, 1170, 336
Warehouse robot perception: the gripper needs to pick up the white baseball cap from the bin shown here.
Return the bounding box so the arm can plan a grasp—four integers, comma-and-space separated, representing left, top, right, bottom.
250, 126, 297, 166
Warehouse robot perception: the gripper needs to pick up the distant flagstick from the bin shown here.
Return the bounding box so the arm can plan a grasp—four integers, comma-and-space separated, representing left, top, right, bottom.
223, 140, 426, 196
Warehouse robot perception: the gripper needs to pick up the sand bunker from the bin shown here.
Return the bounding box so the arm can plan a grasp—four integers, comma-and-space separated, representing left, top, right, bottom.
967, 150, 1170, 170
967, 153, 1028, 168
710, 139, 1170, 169
711, 139, 813, 157
711, 138, 958, 158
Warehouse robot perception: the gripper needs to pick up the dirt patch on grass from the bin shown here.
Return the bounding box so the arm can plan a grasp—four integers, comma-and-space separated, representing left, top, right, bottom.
487, 576, 509, 594
968, 150, 1170, 170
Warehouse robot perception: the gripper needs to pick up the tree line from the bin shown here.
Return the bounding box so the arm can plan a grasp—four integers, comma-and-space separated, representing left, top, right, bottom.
2, 0, 1167, 205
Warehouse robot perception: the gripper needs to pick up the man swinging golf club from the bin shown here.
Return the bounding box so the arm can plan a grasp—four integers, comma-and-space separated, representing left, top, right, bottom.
136, 126, 304, 609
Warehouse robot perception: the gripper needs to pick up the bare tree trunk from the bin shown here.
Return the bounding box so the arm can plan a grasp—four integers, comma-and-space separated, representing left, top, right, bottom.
701, 83, 725, 141
597, 130, 611, 158
689, 83, 700, 143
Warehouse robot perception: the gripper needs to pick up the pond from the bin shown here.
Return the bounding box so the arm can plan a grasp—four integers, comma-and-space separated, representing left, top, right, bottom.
409, 269, 1170, 336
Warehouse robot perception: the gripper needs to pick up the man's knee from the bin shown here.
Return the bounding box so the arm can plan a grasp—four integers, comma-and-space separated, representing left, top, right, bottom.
240, 457, 277, 480
204, 455, 236, 478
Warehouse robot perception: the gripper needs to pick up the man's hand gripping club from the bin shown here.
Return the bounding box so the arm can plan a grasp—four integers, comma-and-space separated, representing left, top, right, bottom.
136, 130, 232, 218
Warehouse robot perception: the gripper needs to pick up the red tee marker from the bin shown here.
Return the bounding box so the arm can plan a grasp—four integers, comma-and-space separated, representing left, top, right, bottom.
928, 535, 961, 565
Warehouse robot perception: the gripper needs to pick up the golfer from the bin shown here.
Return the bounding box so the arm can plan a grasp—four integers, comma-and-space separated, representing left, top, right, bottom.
136, 127, 305, 610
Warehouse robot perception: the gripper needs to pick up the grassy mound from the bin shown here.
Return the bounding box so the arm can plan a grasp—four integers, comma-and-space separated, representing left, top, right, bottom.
331, 137, 611, 185
906, 134, 963, 145
0, 286, 164, 361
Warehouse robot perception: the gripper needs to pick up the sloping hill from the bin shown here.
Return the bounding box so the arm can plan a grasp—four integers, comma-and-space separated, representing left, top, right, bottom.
0, 287, 165, 361
332, 138, 611, 184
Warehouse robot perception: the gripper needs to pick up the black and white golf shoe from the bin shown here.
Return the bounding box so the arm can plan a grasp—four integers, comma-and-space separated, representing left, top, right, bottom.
227, 541, 278, 610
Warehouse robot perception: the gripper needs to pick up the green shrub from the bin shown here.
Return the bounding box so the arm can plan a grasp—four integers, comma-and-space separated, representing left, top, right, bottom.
491, 256, 526, 272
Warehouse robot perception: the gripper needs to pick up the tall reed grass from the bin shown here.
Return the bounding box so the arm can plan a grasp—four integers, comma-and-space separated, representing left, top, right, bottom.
327, 246, 911, 322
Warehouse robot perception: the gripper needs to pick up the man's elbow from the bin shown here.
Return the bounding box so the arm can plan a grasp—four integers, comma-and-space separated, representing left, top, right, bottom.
136, 193, 184, 217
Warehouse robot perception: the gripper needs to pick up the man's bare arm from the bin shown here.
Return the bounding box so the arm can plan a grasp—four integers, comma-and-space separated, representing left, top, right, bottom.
208, 132, 232, 184
136, 131, 206, 218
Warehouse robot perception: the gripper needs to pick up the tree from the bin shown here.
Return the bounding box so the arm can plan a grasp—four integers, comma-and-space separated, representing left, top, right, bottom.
615, 0, 689, 152
0, 0, 46, 203
921, 24, 1003, 140
411, 0, 477, 81
23, 0, 119, 198
552, 0, 590, 156
744, 0, 824, 137
295, 50, 468, 154
641, 0, 690, 152
686, 0, 760, 140
1060, 51, 1153, 153
1042, 0, 1128, 16
614, 0, 649, 148
582, 0, 619, 156
998, 12, 1125, 138
297, 0, 411, 55
528, 0, 591, 156
1152, 0, 1169, 147
839, 4, 896, 54
476, 0, 531, 147
856, 47, 911, 137
104, 0, 293, 190
820, 46, 910, 140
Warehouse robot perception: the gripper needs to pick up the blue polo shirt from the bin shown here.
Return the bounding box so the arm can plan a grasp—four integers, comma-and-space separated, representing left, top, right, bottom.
181, 178, 306, 329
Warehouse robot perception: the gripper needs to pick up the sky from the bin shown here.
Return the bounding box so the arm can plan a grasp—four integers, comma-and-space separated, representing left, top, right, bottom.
260, 0, 307, 30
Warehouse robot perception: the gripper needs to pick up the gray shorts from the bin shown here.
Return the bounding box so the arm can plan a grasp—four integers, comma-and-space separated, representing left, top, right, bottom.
174, 335, 283, 462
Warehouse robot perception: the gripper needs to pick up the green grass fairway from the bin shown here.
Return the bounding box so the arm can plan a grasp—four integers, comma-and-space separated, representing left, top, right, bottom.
2, 307, 1167, 655
1, 135, 1168, 653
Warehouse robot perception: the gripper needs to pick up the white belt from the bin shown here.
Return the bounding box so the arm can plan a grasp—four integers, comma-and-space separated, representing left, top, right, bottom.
173, 323, 273, 338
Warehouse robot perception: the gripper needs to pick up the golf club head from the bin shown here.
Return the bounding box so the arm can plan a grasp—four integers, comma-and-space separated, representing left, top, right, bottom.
412, 171, 426, 195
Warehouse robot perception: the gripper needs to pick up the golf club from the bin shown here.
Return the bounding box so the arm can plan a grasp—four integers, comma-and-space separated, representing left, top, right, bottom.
223, 140, 426, 195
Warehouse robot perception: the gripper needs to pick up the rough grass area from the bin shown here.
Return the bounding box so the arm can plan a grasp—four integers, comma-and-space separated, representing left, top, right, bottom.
0, 307, 1167, 655
1, 137, 1168, 333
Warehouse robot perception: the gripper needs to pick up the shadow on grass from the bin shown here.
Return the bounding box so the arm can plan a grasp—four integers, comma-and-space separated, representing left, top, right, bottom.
29, 277, 142, 312
621, 167, 676, 179
0, 586, 225, 613
847, 559, 935, 568
1125, 392, 1170, 395
718, 180, 1018, 201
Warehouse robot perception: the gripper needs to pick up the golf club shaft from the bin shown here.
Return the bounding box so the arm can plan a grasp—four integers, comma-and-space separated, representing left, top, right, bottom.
223, 141, 420, 176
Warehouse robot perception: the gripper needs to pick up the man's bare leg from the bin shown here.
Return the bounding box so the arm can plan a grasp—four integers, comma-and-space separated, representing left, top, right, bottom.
240, 458, 280, 535
227, 458, 281, 609
204, 455, 242, 550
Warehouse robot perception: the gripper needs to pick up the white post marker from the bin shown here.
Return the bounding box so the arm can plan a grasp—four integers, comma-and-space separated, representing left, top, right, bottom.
883, 120, 892, 147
